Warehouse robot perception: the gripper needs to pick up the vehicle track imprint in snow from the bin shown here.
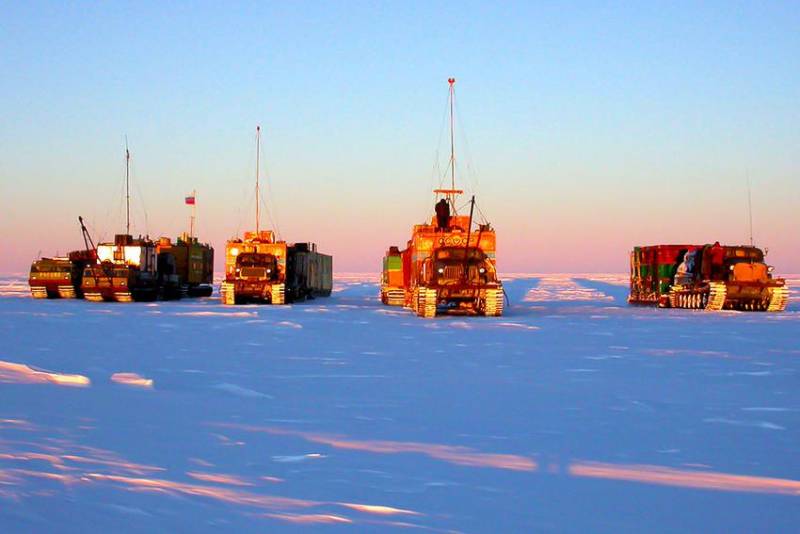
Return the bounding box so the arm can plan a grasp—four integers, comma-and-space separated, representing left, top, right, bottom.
523, 277, 614, 302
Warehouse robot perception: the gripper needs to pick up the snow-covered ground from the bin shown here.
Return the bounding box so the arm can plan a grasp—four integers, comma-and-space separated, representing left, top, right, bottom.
1, 273, 798, 532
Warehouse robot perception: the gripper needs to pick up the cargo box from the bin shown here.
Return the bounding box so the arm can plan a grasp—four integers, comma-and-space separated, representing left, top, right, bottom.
286, 243, 332, 300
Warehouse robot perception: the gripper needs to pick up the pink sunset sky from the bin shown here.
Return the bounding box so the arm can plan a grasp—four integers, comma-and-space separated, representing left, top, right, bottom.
2, 4, 798, 274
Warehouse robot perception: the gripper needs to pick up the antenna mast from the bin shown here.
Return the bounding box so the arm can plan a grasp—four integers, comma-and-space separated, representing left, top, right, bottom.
190, 189, 196, 240
448, 78, 456, 198
747, 172, 754, 247
255, 125, 261, 235
125, 137, 131, 235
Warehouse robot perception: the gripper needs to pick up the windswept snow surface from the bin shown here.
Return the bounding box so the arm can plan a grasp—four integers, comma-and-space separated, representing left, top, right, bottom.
1, 273, 799, 532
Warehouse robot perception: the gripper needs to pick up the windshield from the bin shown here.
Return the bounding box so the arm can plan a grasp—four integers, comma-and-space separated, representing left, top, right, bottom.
724, 247, 764, 264
31, 262, 70, 273
435, 247, 486, 261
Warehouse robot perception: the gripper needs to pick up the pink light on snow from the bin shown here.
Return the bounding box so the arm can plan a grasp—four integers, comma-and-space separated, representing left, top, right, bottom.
569, 461, 800, 496
111, 372, 154, 389
0, 360, 90, 387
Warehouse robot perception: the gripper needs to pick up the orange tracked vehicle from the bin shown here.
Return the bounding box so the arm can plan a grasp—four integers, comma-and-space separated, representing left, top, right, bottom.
220, 127, 332, 305
381, 79, 504, 318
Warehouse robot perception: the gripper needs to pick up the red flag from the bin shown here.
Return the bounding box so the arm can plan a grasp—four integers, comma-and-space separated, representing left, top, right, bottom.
185, 195, 196, 205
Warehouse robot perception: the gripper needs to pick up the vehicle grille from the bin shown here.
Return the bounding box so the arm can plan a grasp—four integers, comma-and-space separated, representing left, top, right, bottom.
241, 267, 267, 278
442, 265, 464, 280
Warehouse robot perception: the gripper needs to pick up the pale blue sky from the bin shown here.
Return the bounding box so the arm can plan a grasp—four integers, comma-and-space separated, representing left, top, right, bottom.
1, 1, 798, 272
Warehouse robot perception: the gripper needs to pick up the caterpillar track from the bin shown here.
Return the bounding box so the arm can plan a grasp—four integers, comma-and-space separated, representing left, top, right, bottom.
270, 283, 286, 305
220, 282, 235, 305
483, 288, 504, 316
30, 287, 48, 299
669, 282, 726, 311
114, 292, 133, 303
57, 285, 77, 299
767, 285, 789, 312
381, 287, 405, 306
669, 281, 790, 312
414, 287, 437, 318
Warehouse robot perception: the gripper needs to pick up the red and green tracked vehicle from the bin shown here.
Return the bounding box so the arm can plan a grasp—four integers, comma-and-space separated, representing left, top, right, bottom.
380, 79, 504, 318
629, 243, 788, 311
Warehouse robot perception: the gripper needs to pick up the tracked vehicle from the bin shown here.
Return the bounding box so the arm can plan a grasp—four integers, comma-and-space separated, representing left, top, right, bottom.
220, 126, 332, 305
629, 243, 788, 312
82, 145, 215, 302
84, 235, 213, 303
156, 233, 214, 298
82, 234, 159, 302
380, 79, 504, 318
28, 217, 98, 299
221, 233, 331, 305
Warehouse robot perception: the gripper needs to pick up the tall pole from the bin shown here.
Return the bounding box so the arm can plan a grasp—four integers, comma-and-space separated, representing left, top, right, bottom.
125, 137, 131, 235
448, 78, 456, 200
190, 189, 196, 240
746, 172, 754, 247
255, 125, 261, 235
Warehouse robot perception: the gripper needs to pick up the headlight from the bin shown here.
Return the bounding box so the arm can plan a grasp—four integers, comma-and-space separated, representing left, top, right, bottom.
768, 266, 774, 272
437, 268, 444, 274
230, 247, 239, 256
266, 269, 271, 273
729, 265, 734, 271
479, 267, 485, 274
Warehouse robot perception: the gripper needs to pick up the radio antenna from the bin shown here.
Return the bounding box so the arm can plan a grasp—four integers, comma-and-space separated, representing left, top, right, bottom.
747, 171, 754, 247
125, 136, 131, 235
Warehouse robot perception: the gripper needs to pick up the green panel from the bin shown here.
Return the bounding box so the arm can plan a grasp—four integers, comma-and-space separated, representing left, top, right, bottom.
385, 256, 402, 271
658, 264, 677, 278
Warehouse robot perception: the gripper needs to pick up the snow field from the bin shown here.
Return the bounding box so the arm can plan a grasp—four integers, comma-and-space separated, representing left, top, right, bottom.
0, 273, 798, 532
